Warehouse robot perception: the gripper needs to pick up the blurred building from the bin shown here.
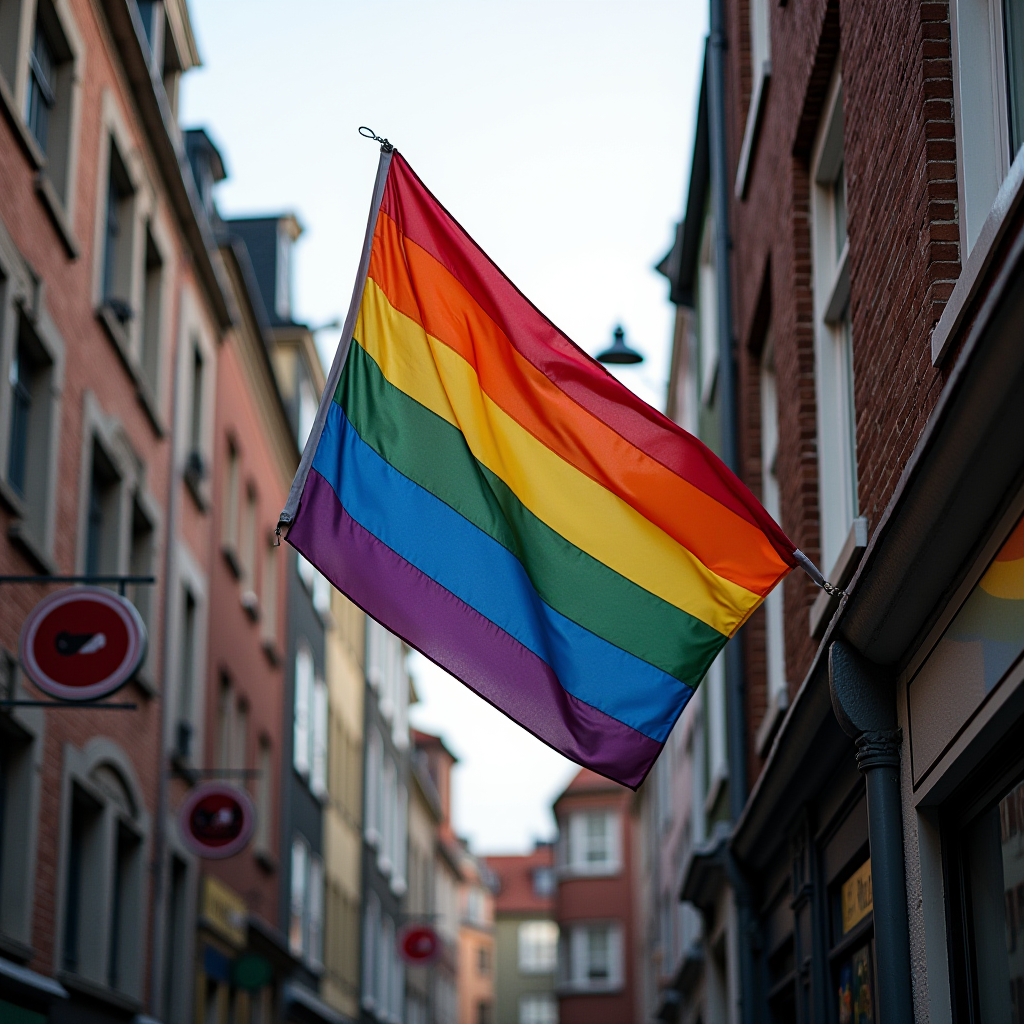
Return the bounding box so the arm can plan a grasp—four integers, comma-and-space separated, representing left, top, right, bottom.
552, 769, 638, 1024
321, 587, 366, 1019
457, 846, 496, 1024
360, 622, 411, 1023
183, 128, 302, 1021
486, 844, 558, 1024
414, 729, 462, 1024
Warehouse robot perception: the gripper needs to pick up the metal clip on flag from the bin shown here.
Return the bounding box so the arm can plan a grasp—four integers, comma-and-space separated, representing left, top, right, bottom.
279, 131, 832, 789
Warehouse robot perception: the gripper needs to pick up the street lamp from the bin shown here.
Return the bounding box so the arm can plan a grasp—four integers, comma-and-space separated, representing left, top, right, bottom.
597, 324, 644, 365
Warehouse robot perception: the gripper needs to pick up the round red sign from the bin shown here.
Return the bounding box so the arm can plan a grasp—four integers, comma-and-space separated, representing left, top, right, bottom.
19, 587, 147, 701
179, 784, 256, 859
398, 923, 441, 965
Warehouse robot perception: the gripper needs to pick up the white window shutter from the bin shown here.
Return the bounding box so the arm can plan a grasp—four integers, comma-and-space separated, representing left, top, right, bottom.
606, 812, 622, 872
311, 679, 328, 797
293, 648, 312, 776
608, 924, 624, 988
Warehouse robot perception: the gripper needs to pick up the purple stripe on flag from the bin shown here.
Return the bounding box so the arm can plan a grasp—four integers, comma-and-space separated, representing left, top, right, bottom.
288, 469, 662, 789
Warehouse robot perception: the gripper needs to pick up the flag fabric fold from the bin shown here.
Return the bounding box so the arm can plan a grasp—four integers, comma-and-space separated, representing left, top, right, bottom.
282, 148, 797, 788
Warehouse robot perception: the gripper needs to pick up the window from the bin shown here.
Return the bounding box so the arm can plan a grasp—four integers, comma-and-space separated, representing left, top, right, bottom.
176, 587, 198, 759
84, 440, 121, 577
240, 483, 258, 604
298, 374, 316, 450
0, 718, 40, 949
253, 739, 272, 854
380, 757, 396, 876
222, 441, 240, 554
478, 944, 491, 975
162, 855, 188, 1024
532, 867, 555, 897
476, 1001, 493, 1024
260, 540, 279, 646
293, 644, 313, 777
138, 225, 163, 389
519, 994, 557, 1024
127, 495, 155, 672
362, 891, 381, 1011
101, 141, 136, 320
811, 71, 858, 579
466, 885, 485, 924
308, 853, 324, 967
364, 729, 382, 846
26, 18, 55, 153
61, 760, 146, 997
289, 836, 308, 956
518, 920, 558, 973
562, 923, 623, 992
188, 344, 205, 467
951, 0, 1024, 251
759, 334, 788, 737
561, 811, 621, 876
311, 677, 328, 798
6, 316, 57, 547
697, 212, 718, 405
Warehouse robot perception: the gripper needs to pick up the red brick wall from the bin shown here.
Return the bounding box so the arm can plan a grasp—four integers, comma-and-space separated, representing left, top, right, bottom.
722, 0, 960, 786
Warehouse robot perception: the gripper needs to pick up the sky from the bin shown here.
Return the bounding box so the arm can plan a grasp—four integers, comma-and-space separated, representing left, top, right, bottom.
180, 0, 707, 855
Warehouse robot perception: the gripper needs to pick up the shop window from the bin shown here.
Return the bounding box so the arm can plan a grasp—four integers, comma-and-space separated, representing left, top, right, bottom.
831, 858, 875, 1023
947, 767, 1024, 1022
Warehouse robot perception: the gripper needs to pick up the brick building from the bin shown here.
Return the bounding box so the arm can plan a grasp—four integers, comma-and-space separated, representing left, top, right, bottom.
655, 0, 1024, 1021
0, 0, 233, 1020
552, 769, 639, 1024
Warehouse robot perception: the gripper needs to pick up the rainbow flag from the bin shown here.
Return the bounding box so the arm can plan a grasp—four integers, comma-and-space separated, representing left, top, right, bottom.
281, 149, 798, 788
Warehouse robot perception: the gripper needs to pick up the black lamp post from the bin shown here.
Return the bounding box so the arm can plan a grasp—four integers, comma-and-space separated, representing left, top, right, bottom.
597, 324, 644, 365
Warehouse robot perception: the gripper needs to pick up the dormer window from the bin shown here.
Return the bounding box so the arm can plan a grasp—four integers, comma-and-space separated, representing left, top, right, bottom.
276, 222, 292, 321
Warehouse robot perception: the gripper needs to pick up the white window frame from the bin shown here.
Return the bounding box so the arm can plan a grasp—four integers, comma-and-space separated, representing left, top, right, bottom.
810, 67, 859, 580
518, 920, 559, 974
0, 227, 65, 568
173, 285, 216, 508
559, 921, 624, 994
735, 0, 772, 197
56, 739, 150, 1000
756, 331, 789, 752
0, 0, 84, 245
560, 810, 621, 877
518, 993, 557, 1024
950, 0, 1017, 254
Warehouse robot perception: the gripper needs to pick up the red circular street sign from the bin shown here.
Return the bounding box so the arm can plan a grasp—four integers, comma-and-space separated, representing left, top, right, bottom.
19, 587, 147, 702
398, 923, 441, 966
179, 784, 256, 859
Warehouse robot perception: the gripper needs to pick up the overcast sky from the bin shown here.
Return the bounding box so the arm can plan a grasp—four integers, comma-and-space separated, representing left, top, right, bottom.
181, 0, 706, 854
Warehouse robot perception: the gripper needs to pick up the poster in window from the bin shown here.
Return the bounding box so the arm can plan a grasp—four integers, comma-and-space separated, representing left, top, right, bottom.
837, 944, 874, 1024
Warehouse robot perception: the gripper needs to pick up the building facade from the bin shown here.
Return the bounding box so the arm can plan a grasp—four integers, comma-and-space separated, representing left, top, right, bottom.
486, 844, 557, 1024
360, 621, 411, 1024
457, 847, 495, 1024
655, 0, 1024, 1022
0, 0, 234, 1020
552, 769, 638, 1024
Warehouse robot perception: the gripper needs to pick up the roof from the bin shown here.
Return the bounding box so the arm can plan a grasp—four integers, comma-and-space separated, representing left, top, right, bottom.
411, 728, 459, 764
553, 767, 630, 807
486, 845, 555, 916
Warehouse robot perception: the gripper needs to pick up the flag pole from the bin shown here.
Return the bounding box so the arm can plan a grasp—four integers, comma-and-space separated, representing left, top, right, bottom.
278, 132, 395, 536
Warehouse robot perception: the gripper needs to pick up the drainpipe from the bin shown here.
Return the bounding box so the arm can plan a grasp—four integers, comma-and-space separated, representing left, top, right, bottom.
829, 641, 914, 1024
707, 4, 758, 1022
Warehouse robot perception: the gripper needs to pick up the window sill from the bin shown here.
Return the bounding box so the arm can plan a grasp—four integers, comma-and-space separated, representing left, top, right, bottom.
0, 73, 46, 172
261, 638, 282, 666
132, 665, 158, 699
555, 981, 623, 996
704, 766, 729, 816
755, 686, 789, 757
7, 521, 58, 576
184, 464, 210, 512
134, 375, 166, 438
932, 142, 1024, 366
808, 516, 868, 638
56, 971, 143, 1014
0, 476, 26, 518
34, 174, 79, 259
823, 240, 850, 323
241, 590, 260, 622
0, 932, 35, 966
222, 546, 242, 578
735, 62, 771, 200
